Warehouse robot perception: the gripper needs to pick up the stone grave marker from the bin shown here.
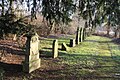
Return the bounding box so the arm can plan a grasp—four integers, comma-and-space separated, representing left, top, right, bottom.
69, 39, 75, 47
79, 28, 83, 42
23, 33, 41, 73
75, 27, 80, 45
61, 43, 69, 51
52, 40, 58, 58
83, 28, 86, 41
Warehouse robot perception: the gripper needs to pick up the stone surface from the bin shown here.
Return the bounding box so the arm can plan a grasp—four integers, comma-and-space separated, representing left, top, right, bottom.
69, 39, 76, 47
83, 28, 86, 41
61, 43, 69, 51
79, 28, 83, 42
52, 40, 58, 58
75, 27, 80, 45
23, 33, 41, 73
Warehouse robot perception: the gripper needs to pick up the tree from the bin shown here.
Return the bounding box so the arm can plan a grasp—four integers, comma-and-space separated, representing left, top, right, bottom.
0, 0, 35, 39
0, 0, 120, 38
94, 0, 120, 36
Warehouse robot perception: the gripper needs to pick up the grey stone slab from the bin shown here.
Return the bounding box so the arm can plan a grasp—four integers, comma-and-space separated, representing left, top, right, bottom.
52, 40, 58, 58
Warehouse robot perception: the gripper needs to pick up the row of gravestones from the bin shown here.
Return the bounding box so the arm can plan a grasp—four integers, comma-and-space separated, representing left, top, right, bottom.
63, 27, 91, 49
53, 27, 92, 54
22, 27, 91, 73
22, 33, 59, 73
75, 27, 87, 45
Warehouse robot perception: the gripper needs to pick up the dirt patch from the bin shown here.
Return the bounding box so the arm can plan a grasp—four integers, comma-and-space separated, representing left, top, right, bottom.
0, 40, 25, 64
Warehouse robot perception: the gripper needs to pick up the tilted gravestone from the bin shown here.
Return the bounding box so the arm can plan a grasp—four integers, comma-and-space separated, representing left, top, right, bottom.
23, 34, 41, 73
61, 43, 69, 51
52, 40, 58, 58
69, 39, 76, 47
75, 27, 80, 45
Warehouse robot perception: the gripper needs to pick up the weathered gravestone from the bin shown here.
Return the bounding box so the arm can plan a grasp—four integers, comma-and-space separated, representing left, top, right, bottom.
69, 39, 76, 47
52, 40, 58, 58
83, 28, 86, 41
23, 34, 41, 73
79, 28, 83, 42
75, 27, 80, 45
61, 43, 69, 51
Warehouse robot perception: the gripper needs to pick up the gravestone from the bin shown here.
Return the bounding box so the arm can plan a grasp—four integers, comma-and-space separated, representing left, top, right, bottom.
69, 39, 75, 47
52, 40, 58, 58
83, 28, 86, 41
61, 43, 69, 51
79, 28, 83, 42
23, 33, 41, 73
75, 27, 80, 45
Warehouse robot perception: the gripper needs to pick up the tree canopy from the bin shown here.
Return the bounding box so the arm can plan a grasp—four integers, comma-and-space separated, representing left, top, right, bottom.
0, 0, 120, 37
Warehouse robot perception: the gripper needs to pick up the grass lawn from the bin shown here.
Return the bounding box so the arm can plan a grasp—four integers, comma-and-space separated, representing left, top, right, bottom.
3, 35, 120, 80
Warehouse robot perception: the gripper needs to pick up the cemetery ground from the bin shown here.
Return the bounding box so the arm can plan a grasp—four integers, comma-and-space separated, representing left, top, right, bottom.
0, 35, 120, 80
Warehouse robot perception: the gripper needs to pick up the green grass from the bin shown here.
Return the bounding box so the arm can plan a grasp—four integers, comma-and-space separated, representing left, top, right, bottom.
3, 35, 120, 80
39, 35, 120, 79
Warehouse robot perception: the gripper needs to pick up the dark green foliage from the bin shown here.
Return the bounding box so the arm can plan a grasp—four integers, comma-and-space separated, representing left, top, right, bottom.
0, 0, 120, 37
41, 0, 76, 24
0, 13, 35, 38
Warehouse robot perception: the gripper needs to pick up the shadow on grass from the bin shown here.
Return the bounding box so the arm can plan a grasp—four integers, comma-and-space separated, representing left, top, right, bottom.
0, 62, 22, 72
35, 52, 120, 79
39, 49, 68, 58
112, 38, 120, 44
85, 40, 112, 43
59, 52, 120, 65
39, 50, 52, 58
0, 46, 25, 56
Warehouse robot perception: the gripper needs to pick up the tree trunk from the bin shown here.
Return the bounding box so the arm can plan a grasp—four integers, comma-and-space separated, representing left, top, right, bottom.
117, 28, 120, 38
1, 0, 4, 16
9, 0, 14, 14
106, 23, 110, 36
114, 29, 117, 38
13, 34, 17, 41
46, 22, 55, 36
